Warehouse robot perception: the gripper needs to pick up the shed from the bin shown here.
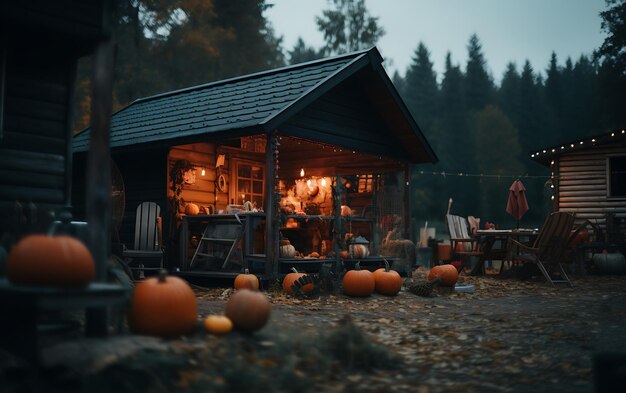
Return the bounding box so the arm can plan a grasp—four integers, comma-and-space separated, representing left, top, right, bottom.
0, 0, 111, 223
73, 47, 437, 280
531, 129, 626, 244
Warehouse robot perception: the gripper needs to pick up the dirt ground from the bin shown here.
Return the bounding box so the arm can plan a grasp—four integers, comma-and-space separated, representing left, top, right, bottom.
2, 272, 626, 393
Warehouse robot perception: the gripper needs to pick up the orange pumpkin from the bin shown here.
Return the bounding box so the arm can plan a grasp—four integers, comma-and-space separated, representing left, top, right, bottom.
204, 315, 233, 334
570, 229, 589, 246
373, 258, 402, 296
343, 262, 375, 297
427, 264, 459, 287
6, 235, 95, 287
224, 289, 271, 332
128, 270, 198, 338
339, 250, 349, 259
234, 269, 259, 290
185, 203, 200, 215
282, 267, 313, 294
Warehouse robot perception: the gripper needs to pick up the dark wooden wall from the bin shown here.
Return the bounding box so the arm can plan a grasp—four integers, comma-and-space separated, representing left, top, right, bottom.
0, 41, 75, 213
557, 146, 626, 227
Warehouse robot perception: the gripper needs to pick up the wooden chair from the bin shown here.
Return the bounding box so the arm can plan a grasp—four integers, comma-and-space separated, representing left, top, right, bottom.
122, 202, 163, 279
507, 211, 576, 287
445, 214, 483, 272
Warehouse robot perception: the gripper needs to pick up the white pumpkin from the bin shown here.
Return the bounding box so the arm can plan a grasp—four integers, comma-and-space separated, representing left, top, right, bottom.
279, 240, 297, 258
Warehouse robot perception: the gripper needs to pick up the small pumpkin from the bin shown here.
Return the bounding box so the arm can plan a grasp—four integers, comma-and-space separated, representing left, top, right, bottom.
282, 267, 313, 294
204, 315, 233, 334
185, 203, 200, 215
373, 258, 402, 296
128, 270, 198, 338
234, 268, 259, 290
427, 264, 459, 287
343, 262, 375, 297
6, 234, 95, 287
340, 205, 352, 216
339, 250, 349, 259
570, 229, 589, 246
224, 289, 271, 332
279, 239, 297, 258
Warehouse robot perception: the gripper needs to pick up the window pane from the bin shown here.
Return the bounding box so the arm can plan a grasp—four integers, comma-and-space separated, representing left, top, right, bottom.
238, 164, 251, 178
238, 179, 250, 194
253, 180, 263, 194
610, 156, 626, 197
252, 166, 263, 179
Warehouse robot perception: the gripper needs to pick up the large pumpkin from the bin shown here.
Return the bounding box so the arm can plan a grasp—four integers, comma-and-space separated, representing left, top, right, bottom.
279, 239, 297, 258
373, 258, 402, 296
343, 262, 375, 297
234, 269, 259, 290
224, 289, 271, 332
427, 264, 459, 287
282, 267, 313, 294
6, 235, 95, 287
128, 270, 198, 338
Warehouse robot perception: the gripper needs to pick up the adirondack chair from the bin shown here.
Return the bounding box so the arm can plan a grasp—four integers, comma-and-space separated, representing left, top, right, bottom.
507, 211, 576, 287
445, 214, 483, 272
122, 202, 163, 278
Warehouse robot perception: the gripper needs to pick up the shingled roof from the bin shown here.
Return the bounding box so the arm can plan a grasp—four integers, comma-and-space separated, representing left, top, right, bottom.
74, 47, 436, 163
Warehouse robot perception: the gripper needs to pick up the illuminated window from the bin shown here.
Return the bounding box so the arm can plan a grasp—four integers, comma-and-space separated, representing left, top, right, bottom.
608, 156, 626, 198
231, 158, 264, 207
357, 174, 374, 193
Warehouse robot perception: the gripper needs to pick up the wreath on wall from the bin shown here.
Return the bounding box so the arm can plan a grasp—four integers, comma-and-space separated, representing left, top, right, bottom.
169, 159, 195, 216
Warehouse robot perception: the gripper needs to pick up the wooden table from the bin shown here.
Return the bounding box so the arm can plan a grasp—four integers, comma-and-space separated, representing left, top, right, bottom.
470, 229, 538, 275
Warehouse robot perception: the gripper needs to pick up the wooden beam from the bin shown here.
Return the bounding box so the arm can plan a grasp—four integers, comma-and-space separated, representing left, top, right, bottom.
85, 39, 114, 337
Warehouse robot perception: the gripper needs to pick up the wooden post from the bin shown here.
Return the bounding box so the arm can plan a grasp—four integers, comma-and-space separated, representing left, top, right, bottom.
333, 175, 343, 274
85, 40, 115, 336
403, 164, 411, 239
264, 132, 277, 279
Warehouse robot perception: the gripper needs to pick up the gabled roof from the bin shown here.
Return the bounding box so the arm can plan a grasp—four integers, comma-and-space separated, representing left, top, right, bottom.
530, 129, 626, 166
74, 47, 437, 163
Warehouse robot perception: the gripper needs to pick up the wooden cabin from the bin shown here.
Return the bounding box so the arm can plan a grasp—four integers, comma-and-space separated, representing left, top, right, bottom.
531, 129, 626, 246
72, 47, 437, 280
0, 0, 111, 232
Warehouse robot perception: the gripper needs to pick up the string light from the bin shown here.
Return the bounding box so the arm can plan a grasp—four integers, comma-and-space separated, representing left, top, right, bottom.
300, 168, 304, 177
530, 129, 625, 158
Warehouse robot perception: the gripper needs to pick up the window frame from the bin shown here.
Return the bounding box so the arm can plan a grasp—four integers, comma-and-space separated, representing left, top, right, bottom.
606, 154, 626, 200
229, 158, 265, 207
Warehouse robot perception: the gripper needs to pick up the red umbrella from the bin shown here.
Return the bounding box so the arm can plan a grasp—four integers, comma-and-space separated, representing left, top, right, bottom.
506, 179, 529, 227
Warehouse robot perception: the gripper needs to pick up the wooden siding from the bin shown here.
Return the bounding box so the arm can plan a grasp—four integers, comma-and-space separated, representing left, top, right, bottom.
0, 43, 74, 212
168, 143, 220, 213
556, 146, 626, 226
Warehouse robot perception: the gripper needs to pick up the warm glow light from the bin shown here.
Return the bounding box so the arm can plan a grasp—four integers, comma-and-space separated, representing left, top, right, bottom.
201, 168, 206, 176
543, 150, 547, 153
592, 139, 596, 142
580, 141, 584, 145
612, 133, 615, 137
531, 154, 535, 158
300, 168, 304, 177
561, 146, 565, 149
307, 179, 312, 187
571, 144, 575, 147
321, 178, 327, 186
551, 195, 555, 200
550, 160, 555, 165
551, 149, 555, 152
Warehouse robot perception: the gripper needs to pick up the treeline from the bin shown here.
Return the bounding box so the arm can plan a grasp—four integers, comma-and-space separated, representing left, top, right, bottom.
73, 0, 626, 228
394, 34, 623, 227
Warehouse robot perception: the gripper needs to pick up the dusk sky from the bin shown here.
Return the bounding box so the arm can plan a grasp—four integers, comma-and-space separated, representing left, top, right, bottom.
265, 0, 608, 82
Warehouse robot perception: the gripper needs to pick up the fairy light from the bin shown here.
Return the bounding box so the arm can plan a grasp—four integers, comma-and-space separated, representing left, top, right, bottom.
300, 168, 304, 177
201, 168, 206, 176
321, 178, 327, 186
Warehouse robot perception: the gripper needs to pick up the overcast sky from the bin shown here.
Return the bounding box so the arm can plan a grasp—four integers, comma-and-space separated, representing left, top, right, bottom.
265, 0, 607, 83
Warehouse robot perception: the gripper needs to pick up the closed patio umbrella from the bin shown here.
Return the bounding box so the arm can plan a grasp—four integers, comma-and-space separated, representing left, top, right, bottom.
506, 179, 529, 228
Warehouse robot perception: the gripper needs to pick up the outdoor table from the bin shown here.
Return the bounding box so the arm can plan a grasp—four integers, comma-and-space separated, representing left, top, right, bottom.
470, 229, 538, 275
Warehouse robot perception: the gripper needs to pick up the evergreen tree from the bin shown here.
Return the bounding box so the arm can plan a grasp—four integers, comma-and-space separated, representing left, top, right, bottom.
544, 52, 563, 139
595, 0, 626, 127
464, 34, 494, 112
498, 62, 521, 129
288, 37, 324, 64
315, 0, 385, 55
471, 105, 524, 222
391, 70, 405, 94
403, 43, 439, 133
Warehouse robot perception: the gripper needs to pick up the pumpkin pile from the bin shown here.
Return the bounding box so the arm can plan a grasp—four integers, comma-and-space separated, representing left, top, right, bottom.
6, 234, 95, 287
127, 270, 198, 338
